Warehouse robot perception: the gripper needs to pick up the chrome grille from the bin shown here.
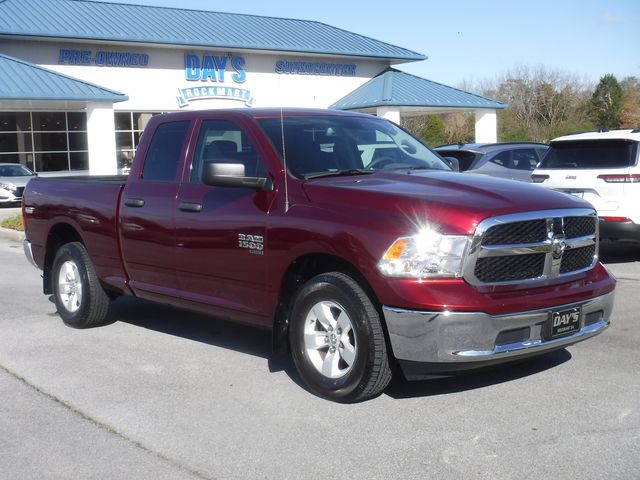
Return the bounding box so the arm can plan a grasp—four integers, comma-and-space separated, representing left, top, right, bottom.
464, 209, 598, 286
563, 216, 596, 239
475, 253, 546, 282
560, 244, 596, 273
481, 219, 547, 245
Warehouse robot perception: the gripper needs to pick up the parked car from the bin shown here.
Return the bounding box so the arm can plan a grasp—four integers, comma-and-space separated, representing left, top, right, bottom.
532, 129, 640, 242
435, 142, 549, 181
0, 163, 36, 205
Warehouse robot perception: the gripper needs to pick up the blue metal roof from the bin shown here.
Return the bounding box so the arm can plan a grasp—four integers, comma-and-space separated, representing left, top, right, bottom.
0, 0, 426, 62
0, 53, 128, 102
330, 69, 507, 110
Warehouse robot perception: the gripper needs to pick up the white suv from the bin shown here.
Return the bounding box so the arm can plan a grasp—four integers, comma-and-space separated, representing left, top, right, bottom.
532, 129, 640, 242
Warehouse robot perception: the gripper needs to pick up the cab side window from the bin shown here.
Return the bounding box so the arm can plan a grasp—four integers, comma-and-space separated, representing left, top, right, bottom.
142, 121, 190, 181
191, 120, 266, 182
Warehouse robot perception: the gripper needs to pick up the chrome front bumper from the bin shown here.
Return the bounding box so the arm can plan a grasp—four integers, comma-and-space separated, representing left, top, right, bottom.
23, 239, 38, 269
384, 291, 614, 371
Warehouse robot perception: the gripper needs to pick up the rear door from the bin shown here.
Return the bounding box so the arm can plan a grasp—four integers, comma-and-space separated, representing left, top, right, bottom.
119, 119, 192, 297
533, 140, 637, 215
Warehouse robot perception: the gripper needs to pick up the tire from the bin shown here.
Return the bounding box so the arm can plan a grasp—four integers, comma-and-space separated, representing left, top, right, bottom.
51, 242, 110, 328
289, 272, 392, 402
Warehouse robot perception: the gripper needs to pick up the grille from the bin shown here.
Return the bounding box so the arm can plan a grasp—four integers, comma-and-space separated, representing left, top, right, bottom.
475, 253, 545, 282
560, 245, 596, 273
464, 209, 598, 286
563, 216, 596, 238
481, 219, 547, 245
14, 187, 24, 198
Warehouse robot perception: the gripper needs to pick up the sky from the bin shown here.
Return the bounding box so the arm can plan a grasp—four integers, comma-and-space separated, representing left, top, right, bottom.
102, 0, 638, 88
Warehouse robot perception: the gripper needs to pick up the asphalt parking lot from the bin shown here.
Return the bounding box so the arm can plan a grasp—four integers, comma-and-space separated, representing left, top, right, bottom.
0, 215, 638, 479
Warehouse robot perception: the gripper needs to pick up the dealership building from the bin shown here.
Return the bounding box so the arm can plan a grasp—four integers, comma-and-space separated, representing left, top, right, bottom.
0, 0, 505, 175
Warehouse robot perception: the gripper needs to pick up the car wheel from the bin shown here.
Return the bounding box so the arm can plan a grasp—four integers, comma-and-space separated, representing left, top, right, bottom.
289, 272, 392, 402
51, 242, 110, 328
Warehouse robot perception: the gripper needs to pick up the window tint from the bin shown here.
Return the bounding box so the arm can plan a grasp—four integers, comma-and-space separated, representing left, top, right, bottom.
191, 120, 265, 182
142, 121, 189, 181
512, 148, 538, 170
489, 150, 510, 167
541, 140, 638, 169
258, 116, 448, 178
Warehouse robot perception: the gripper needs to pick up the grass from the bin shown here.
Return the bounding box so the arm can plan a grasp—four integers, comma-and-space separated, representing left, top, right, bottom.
1, 214, 24, 231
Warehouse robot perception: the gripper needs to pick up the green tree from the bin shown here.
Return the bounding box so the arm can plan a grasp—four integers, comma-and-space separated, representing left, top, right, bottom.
620, 76, 640, 128
591, 74, 624, 129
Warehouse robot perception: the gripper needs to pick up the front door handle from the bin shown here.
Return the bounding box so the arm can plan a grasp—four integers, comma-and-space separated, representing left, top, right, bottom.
179, 202, 203, 213
124, 198, 145, 207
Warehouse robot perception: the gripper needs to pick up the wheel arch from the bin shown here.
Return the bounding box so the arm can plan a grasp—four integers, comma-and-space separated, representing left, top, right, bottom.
43, 222, 85, 294
272, 253, 389, 356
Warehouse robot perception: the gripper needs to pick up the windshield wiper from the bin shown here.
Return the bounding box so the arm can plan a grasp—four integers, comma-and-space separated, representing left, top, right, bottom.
304, 169, 375, 179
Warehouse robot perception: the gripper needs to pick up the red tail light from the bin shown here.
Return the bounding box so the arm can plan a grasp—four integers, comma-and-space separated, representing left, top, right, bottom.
597, 174, 640, 183
531, 175, 549, 183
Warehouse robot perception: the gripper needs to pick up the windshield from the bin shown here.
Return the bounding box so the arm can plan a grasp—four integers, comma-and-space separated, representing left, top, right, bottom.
0, 164, 34, 177
257, 115, 450, 178
540, 140, 638, 169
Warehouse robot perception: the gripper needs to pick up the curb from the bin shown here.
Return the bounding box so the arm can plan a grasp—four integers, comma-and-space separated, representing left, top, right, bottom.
0, 227, 25, 244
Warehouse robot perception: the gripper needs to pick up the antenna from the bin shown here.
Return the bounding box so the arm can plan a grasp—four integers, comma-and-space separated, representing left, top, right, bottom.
279, 79, 290, 213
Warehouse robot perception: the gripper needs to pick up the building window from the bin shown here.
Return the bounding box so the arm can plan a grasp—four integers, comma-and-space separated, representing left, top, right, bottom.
115, 112, 162, 173
0, 112, 88, 173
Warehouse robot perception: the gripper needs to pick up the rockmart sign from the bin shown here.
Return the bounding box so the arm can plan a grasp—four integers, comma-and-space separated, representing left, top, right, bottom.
178, 53, 252, 107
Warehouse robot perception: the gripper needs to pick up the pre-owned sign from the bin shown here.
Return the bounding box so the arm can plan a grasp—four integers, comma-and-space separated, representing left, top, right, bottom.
58, 49, 149, 67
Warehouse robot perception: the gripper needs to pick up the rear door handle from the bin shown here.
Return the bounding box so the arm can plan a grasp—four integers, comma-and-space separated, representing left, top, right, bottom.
179, 202, 203, 213
124, 198, 145, 207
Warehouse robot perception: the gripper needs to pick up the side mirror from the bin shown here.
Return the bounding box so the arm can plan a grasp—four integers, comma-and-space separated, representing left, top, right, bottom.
443, 156, 460, 172
202, 162, 272, 190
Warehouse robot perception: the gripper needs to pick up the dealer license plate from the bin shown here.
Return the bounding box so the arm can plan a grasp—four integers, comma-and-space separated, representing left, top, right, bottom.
550, 307, 581, 338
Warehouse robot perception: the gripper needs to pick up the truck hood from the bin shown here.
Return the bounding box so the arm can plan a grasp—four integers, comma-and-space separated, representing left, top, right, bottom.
301, 170, 590, 235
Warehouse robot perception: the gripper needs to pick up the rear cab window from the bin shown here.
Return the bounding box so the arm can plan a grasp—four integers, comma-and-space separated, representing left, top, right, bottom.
540, 140, 639, 169
141, 120, 190, 181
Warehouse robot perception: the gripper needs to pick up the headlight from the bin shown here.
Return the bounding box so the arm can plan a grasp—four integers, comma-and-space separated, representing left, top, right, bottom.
0, 183, 17, 192
377, 229, 469, 278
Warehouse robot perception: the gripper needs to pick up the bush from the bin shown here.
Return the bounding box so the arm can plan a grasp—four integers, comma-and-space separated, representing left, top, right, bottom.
1, 214, 24, 231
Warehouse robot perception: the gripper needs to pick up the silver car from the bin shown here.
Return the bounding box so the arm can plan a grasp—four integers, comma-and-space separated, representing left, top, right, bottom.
435, 142, 549, 182
0, 163, 36, 205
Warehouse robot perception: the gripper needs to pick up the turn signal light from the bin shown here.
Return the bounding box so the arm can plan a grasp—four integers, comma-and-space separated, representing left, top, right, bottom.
597, 174, 640, 183
601, 216, 632, 222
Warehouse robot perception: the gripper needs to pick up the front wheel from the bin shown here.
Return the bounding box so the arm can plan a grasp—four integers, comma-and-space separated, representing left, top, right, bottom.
289, 272, 392, 402
51, 242, 110, 328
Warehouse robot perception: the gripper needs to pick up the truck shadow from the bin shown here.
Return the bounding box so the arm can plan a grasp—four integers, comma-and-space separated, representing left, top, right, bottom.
107, 295, 305, 388
107, 295, 572, 399
385, 349, 571, 399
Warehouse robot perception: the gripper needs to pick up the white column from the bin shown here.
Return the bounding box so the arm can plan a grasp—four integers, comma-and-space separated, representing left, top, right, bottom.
474, 109, 497, 143
86, 102, 117, 175
377, 106, 401, 124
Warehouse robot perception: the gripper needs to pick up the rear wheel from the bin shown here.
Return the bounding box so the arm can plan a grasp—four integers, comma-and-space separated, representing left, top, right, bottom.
51, 242, 110, 328
289, 272, 392, 402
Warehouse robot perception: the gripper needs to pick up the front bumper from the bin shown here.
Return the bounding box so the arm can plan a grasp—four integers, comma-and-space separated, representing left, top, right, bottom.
384, 291, 614, 379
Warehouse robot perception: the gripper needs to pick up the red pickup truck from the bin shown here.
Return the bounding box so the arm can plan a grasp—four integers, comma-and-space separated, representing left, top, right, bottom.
22, 109, 615, 402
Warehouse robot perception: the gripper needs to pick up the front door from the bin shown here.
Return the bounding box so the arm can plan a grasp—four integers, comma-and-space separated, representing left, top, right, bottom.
173, 118, 275, 324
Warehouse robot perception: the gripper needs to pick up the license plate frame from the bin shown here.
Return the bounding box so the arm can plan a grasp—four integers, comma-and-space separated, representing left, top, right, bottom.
564, 190, 584, 198
549, 307, 581, 338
